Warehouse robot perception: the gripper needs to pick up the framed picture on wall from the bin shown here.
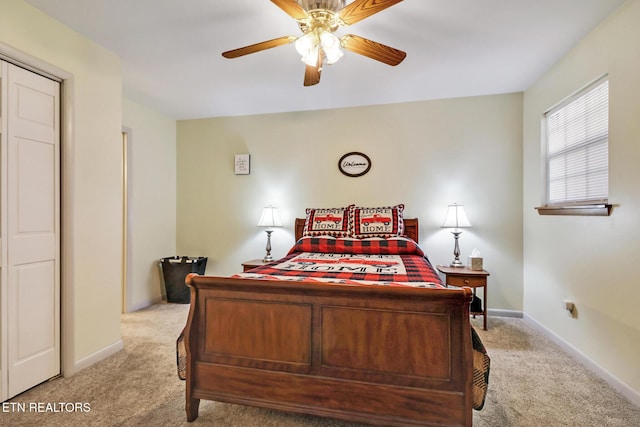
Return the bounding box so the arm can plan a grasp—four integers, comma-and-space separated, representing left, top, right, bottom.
234, 154, 250, 175
338, 152, 371, 177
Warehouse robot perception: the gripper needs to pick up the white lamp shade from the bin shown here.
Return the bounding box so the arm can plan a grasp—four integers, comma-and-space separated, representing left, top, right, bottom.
257, 206, 282, 228
441, 204, 471, 229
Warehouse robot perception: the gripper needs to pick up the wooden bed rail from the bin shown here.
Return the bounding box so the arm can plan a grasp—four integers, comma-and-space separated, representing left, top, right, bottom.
183, 274, 474, 426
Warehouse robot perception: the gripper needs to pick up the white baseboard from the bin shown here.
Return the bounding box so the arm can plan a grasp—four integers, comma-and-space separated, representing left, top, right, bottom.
524, 313, 640, 408
488, 308, 523, 318
128, 296, 164, 313
68, 339, 124, 377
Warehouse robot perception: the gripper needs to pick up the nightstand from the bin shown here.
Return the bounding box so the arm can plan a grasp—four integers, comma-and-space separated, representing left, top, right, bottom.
241, 259, 268, 272
436, 265, 490, 330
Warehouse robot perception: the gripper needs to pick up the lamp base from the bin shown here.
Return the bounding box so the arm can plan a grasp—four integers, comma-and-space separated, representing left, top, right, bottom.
449, 230, 465, 267
449, 259, 465, 268
263, 230, 274, 263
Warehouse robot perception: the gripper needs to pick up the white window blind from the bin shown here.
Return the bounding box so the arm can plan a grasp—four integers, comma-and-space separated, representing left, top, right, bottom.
545, 77, 609, 206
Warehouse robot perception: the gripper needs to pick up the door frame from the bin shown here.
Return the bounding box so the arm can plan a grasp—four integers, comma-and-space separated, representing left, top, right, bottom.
121, 127, 133, 313
0, 43, 76, 400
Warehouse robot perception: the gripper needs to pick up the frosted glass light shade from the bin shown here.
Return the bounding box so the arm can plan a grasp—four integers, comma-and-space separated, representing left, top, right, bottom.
296, 30, 344, 66
295, 33, 317, 57
320, 32, 343, 64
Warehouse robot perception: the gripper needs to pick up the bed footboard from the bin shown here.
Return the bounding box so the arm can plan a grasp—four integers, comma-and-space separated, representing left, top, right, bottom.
183, 274, 474, 427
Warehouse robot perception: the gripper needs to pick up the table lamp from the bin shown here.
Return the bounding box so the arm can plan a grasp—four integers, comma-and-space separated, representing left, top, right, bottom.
441, 203, 471, 267
257, 206, 282, 262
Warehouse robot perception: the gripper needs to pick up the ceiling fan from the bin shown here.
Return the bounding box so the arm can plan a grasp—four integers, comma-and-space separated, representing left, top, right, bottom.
222, 0, 406, 86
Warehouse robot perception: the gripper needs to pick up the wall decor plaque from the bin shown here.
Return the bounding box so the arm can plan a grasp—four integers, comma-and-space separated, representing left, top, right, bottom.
234, 154, 250, 175
338, 152, 371, 177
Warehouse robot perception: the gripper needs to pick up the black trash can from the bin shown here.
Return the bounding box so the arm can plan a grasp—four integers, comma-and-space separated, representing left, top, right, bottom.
160, 256, 207, 303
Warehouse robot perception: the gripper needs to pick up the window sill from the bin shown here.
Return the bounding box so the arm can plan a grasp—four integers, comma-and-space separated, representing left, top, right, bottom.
535, 204, 612, 216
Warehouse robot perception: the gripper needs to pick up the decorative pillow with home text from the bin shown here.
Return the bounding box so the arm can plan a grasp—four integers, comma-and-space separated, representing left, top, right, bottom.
351, 204, 404, 238
303, 205, 353, 237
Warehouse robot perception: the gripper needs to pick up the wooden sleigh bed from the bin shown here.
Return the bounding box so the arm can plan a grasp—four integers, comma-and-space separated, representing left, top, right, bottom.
179, 217, 487, 427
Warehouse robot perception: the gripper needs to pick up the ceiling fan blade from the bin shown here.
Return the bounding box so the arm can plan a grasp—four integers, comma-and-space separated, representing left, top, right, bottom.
304, 50, 323, 86
304, 65, 321, 86
222, 36, 295, 59
271, 0, 309, 20
338, 0, 403, 26
341, 34, 406, 66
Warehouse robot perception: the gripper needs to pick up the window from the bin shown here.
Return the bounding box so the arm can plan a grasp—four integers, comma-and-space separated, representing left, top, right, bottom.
538, 76, 611, 216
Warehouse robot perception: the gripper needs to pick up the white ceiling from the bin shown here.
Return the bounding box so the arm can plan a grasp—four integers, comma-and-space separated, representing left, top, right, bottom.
24, 0, 625, 120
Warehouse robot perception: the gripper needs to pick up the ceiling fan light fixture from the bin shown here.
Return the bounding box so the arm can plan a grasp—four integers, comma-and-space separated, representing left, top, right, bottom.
323, 46, 343, 64
295, 32, 317, 56
320, 31, 343, 64
300, 47, 320, 66
296, 29, 343, 66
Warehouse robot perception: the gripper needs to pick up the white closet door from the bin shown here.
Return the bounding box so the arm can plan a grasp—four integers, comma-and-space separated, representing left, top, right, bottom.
6, 63, 60, 398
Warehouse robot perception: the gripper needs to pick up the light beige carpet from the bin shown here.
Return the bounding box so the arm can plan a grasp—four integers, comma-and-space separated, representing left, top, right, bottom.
3, 303, 640, 426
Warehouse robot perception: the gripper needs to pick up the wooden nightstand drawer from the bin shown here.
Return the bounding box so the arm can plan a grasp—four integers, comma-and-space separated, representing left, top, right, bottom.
446, 275, 486, 288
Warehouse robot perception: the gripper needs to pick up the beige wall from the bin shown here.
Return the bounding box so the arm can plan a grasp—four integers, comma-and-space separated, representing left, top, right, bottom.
1, 0, 123, 373
122, 99, 177, 311
177, 93, 524, 312
523, 0, 640, 399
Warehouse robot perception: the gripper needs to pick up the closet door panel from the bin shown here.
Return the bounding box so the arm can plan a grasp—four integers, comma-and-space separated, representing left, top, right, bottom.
5, 63, 60, 398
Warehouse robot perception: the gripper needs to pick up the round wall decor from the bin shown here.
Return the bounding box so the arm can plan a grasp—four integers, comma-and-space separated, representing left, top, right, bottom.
338, 152, 371, 177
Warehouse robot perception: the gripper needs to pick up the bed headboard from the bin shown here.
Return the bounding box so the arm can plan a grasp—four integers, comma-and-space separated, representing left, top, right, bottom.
294, 218, 419, 243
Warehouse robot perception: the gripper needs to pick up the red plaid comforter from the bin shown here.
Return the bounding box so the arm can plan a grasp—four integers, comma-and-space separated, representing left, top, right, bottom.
234, 237, 444, 288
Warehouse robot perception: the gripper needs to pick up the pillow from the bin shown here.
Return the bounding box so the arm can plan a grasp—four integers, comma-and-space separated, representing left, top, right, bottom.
303, 205, 353, 237
351, 204, 404, 238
